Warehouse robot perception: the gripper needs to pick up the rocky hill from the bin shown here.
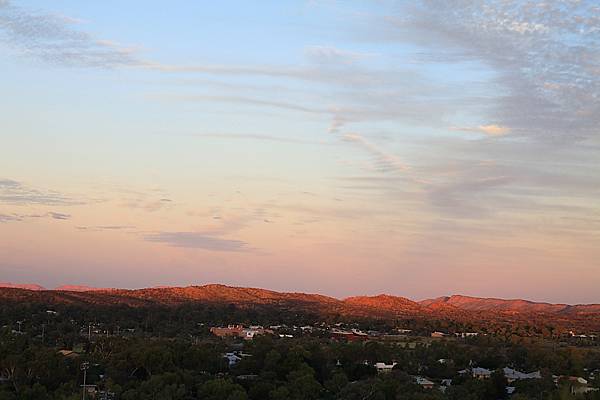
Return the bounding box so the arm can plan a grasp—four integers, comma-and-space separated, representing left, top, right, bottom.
0, 284, 599, 332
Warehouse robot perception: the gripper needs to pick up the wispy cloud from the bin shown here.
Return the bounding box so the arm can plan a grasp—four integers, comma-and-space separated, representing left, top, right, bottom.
304, 45, 377, 64
76, 225, 135, 232
143, 232, 247, 252
47, 212, 71, 220
0, 213, 21, 223
451, 125, 510, 136
427, 176, 513, 218
190, 133, 328, 145
166, 94, 328, 115
342, 133, 409, 173
0, 1, 139, 68
0, 211, 71, 223
0, 179, 81, 206
389, 0, 600, 143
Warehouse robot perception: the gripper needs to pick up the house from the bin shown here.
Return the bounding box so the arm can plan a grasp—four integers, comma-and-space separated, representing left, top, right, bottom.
562, 376, 600, 395
331, 328, 369, 342
503, 367, 541, 383
241, 326, 273, 340
374, 362, 397, 373
431, 331, 447, 338
211, 325, 272, 340
58, 350, 80, 359
415, 377, 435, 389
210, 325, 244, 338
224, 352, 242, 367
455, 332, 478, 338
472, 367, 492, 379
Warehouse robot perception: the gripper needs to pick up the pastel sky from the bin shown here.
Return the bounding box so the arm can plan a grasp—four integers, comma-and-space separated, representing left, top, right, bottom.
1, 0, 599, 303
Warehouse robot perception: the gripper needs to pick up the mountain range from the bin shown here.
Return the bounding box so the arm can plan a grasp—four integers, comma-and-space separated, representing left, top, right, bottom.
1, 283, 599, 332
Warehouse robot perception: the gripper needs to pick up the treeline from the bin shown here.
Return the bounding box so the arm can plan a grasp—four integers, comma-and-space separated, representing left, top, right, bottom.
1, 301, 600, 399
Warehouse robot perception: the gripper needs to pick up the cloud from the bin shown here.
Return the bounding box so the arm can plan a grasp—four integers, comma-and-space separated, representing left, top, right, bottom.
0, 213, 21, 223
342, 133, 409, 172
0, 211, 71, 223
76, 225, 135, 231
191, 133, 328, 145
0, 1, 475, 138
120, 191, 174, 212
0, 179, 81, 206
47, 212, 70, 220
388, 0, 600, 143
304, 45, 376, 64
0, 1, 140, 68
452, 125, 510, 136
164, 94, 328, 115
143, 232, 247, 252
427, 176, 513, 218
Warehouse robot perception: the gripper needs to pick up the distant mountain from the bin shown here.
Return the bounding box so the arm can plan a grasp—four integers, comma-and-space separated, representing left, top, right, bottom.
0, 282, 46, 291
0, 284, 598, 331
419, 294, 600, 315
343, 294, 422, 315
54, 285, 111, 292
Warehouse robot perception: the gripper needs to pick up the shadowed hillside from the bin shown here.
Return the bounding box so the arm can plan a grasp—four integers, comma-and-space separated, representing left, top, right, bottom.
1, 284, 599, 333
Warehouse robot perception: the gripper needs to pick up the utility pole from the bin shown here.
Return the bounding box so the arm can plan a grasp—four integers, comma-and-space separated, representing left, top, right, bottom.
41, 324, 45, 343
81, 361, 89, 400
88, 323, 91, 342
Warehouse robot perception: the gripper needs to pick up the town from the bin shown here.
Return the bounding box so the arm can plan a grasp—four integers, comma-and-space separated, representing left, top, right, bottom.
1, 301, 599, 399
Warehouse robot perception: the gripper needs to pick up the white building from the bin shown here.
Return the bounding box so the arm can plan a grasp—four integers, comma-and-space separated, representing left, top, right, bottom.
503, 367, 541, 382
375, 362, 397, 373
472, 367, 492, 379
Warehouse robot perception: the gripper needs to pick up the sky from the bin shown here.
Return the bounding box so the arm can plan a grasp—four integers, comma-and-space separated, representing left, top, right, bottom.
1, 0, 599, 303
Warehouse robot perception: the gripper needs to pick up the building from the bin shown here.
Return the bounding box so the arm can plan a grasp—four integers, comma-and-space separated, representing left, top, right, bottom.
224, 352, 242, 367
561, 376, 600, 395
210, 325, 244, 338
472, 367, 492, 379
415, 377, 435, 389
455, 332, 479, 338
210, 325, 272, 340
502, 367, 541, 383
374, 362, 397, 373
57, 349, 80, 359
431, 331, 447, 338
330, 328, 369, 342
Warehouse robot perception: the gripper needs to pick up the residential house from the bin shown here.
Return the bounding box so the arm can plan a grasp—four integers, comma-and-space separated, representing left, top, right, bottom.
224, 352, 242, 367
415, 377, 435, 389
503, 367, 541, 383
375, 362, 397, 373
472, 367, 492, 380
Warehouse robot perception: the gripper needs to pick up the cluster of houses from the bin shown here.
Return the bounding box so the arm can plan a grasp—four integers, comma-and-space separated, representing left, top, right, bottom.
330, 328, 370, 342
466, 366, 542, 382
430, 331, 479, 338
461, 366, 600, 396
208, 323, 485, 346
210, 325, 273, 340
362, 361, 436, 390
562, 376, 599, 395
569, 330, 599, 340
